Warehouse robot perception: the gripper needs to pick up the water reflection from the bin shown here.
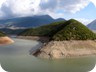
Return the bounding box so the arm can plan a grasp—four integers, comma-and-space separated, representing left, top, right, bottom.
0, 38, 96, 72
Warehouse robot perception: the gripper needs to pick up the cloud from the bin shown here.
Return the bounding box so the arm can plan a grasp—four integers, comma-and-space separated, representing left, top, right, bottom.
40, 0, 90, 13
90, 0, 96, 7
0, 0, 41, 18
59, 0, 90, 13
0, 0, 93, 18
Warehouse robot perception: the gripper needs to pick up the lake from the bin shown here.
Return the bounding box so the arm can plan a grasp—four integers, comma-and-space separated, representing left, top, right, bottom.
0, 38, 96, 72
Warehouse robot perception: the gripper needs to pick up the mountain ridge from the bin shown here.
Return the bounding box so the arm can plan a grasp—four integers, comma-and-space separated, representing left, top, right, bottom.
87, 19, 96, 30
19, 19, 96, 40
0, 15, 65, 28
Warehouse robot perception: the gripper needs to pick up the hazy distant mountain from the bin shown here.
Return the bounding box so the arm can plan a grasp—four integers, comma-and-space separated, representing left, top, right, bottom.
0, 15, 65, 28
55, 18, 65, 22
87, 20, 96, 30
0, 28, 25, 35
19, 21, 66, 37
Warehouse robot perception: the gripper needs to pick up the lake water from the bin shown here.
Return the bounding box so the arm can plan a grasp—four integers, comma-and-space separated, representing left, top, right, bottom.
0, 38, 96, 72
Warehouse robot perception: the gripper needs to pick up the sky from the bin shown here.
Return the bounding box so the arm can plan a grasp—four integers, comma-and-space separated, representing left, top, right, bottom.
0, 0, 96, 25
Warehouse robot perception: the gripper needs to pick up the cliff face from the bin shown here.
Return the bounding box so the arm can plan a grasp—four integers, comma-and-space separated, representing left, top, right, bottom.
0, 37, 14, 45
33, 40, 96, 59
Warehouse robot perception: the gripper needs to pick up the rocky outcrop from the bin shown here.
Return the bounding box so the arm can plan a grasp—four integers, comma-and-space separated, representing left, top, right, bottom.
0, 36, 14, 45
33, 40, 96, 59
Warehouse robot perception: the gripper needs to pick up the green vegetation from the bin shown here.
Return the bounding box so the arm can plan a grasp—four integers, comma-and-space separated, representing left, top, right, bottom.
0, 28, 25, 35
19, 19, 96, 41
0, 31, 6, 37
19, 21, 66, 37
53, 19, 96, 40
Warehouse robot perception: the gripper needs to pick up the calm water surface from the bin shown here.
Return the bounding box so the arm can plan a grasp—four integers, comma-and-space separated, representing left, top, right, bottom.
0, 38, 96, 72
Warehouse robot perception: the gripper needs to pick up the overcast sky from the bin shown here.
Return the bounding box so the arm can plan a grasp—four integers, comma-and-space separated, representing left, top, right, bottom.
0, 0, 96, 25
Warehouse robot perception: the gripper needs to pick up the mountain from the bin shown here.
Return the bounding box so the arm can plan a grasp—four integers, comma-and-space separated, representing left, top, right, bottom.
0, 28, 25, 35
87, 20, 96, 30
19, 21, 66, 37
0, 15, 65, 28
55, 18, 65, 22
32, 19, 96, 59
19, 19, 96, 40
53, 19, 96, 40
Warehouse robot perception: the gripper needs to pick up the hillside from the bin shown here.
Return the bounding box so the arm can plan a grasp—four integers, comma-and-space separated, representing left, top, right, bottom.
0, 28, 25, 35
53, 19, 96, 40
19, 21, 66, 37
0, 31, 6, 37
87, 19, 96, 30
19, 19, 96, 40
32, 19, 96, 59
0, 15, 65, 28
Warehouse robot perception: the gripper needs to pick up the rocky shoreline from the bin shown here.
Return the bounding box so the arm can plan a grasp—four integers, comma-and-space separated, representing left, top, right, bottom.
0, 36, 14, 45
33, 40, 96, 59
17, 36, 96, 59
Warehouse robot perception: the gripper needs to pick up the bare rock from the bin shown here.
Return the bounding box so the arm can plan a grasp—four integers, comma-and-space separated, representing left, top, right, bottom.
33, 40, 96, 59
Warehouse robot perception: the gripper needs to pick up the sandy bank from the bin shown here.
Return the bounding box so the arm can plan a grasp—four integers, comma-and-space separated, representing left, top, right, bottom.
33, 40, 96, 59
0, 36, 14, 45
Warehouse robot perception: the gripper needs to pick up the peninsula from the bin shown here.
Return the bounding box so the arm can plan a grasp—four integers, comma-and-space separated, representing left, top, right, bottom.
19, 19, 96, 59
